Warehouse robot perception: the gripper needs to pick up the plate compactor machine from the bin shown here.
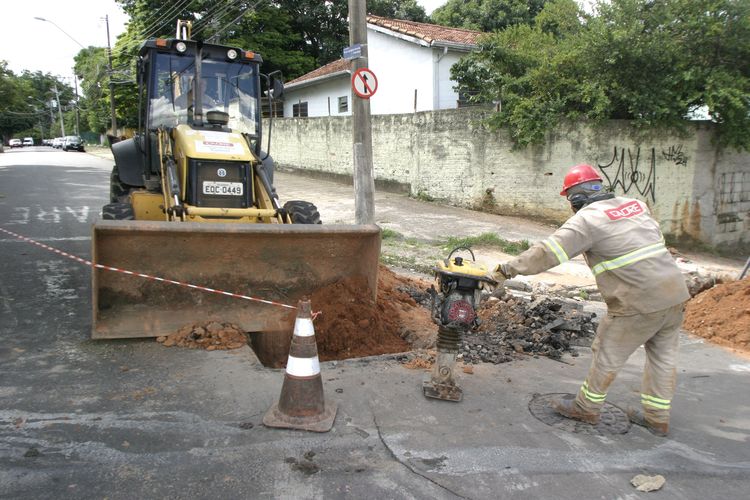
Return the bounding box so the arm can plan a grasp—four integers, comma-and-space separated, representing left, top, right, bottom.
92, 22, 380, 348
425, 248, 496, 401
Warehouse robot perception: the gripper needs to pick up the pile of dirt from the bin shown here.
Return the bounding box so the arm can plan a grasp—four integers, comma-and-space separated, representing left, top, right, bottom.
683, 278, 750, 353
156, 265, 600, 364
310, 265, 435, 361
461, 292, 598, 364
157, 321, 247, 350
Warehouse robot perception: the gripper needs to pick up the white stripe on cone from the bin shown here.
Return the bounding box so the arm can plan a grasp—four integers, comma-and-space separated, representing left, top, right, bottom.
286, 355, 320, 377
293, 317, 315, 337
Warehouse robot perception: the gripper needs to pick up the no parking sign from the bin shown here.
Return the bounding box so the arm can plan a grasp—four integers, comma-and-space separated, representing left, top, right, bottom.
351, 68, 378, 99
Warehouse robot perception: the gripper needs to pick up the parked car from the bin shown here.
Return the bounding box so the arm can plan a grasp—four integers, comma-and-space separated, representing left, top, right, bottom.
62, 136, 85, 152
9, 139, 22, 148
23, 137, 34, 146
52, 137, 64, 148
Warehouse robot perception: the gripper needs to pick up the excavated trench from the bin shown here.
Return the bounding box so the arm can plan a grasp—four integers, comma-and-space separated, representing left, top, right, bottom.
156, 268, 750, 366
157, 265, 601, 367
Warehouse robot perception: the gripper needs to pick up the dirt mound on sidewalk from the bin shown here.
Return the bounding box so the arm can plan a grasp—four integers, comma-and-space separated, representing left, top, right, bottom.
683, 278, 750, 352
311, 265, 435, 361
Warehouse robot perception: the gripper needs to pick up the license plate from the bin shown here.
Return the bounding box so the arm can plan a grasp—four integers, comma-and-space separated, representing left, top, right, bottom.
202, 181, 243, 196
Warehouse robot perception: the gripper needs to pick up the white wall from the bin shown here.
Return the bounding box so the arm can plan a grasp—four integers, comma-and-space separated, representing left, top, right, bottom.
283, 77, 351, 118
283, 28, 470, 117
367, 30, 435, 114
434, 50, 463, 110
265, 109, 750, 248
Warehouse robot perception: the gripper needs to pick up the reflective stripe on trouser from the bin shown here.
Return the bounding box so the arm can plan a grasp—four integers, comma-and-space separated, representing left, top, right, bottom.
575, 303, 684, 424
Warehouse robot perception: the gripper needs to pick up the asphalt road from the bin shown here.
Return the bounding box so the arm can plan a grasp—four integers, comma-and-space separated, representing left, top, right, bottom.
1, 148, 749, 499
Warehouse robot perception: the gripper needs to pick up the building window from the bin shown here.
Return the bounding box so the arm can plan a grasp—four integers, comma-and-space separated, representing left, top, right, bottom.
262, 98, 284, 118
292, 102, 308, 117
338, 96, 348, 113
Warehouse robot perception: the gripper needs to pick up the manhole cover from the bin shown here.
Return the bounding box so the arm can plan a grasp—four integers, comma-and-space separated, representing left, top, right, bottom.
528, 393, 631, 435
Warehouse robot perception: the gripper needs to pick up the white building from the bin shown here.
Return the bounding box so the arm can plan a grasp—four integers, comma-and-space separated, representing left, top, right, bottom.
282, 16, 483, 117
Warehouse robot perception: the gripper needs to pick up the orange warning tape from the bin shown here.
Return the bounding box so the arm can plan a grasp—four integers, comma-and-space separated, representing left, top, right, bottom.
0, 227, 297, 311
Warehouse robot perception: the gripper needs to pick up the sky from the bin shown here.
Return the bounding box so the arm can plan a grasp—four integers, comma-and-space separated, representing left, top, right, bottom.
0, 1, 480, 81
0, 0, 129, 79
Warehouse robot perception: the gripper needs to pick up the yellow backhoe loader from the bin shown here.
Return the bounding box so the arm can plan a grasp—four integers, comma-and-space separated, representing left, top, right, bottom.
93, 22, 380, 343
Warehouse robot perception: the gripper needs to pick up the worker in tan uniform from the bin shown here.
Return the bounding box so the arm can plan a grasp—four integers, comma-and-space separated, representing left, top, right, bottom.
494, 164, 690, 436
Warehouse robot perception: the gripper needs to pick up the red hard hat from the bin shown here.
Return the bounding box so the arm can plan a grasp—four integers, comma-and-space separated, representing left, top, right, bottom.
560, 164, 603, 195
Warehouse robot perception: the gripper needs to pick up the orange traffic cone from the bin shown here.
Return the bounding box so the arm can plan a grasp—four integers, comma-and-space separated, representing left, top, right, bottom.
263, 298, 337, 432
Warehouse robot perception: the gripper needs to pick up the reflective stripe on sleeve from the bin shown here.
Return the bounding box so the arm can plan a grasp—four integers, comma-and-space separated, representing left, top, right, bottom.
591, 241, 668, 276
581, 380, 606, 403
543, 238, 569, 265
641, 394, 671, 410
286, 355, 320, 377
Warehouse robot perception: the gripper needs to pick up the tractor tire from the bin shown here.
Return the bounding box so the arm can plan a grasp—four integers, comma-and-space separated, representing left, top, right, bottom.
102, 202, 135, 220
110, 165, 134, 203
283, 200, 321, 224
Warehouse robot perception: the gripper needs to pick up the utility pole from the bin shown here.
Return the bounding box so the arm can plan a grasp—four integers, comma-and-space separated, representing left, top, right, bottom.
73, 75, 81, 136
53, 84, 66, 137
105, 14, 118, 134
348, 0, 375, 225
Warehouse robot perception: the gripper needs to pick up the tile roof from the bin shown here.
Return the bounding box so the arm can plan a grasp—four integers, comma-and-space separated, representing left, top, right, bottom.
366, 15, 483, 46
286, 58, 350, 87
285, 17, 484, 88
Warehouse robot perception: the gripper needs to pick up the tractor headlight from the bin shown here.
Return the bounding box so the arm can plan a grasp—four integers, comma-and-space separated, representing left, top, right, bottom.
175, 41, 187, 53
226, 49, 239, 60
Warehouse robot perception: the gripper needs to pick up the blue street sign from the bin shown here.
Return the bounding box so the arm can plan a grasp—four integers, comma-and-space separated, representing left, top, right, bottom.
343, 44, 362, 61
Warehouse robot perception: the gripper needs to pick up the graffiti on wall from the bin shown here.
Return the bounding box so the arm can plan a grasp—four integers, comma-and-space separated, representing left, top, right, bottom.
662, 145, 688, 166
598, 147, 657, 202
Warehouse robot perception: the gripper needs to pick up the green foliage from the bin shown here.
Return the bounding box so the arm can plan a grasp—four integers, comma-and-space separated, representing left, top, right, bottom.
369, 0, 427, 22
443, 233, 531, 255
0, 65, 75, 140
431, 0, 548, 32
451, 0, 750, 151
74, 48, 111, 134
380, 228, 404, 240
414, 190, 435, 202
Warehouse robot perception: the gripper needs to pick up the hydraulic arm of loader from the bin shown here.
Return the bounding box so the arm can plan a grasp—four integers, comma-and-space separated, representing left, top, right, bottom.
91, 221, 381, 339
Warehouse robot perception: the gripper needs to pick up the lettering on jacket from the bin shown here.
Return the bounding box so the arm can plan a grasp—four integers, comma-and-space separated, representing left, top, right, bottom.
605, 200, 644, 220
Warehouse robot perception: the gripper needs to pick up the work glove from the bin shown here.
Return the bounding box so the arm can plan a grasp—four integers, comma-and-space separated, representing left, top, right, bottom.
489, 263, 511, 287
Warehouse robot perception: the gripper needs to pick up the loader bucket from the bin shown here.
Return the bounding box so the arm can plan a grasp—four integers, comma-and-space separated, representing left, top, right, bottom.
91, 221, 381, 340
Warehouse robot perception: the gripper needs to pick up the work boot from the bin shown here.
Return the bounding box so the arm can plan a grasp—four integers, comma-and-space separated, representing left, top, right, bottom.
627, 408, 669, 437
552, 395, 600, 425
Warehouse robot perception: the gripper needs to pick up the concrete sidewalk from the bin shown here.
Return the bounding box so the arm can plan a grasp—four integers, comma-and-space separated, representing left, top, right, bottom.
273, 168, 744, 286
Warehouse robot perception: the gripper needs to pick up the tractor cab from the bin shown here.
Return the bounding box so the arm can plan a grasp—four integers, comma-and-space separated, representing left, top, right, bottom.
142, 38, 262, 141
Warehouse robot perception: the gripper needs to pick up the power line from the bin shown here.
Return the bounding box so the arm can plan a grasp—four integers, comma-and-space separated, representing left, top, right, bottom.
131, 0, 193, 42
207, 0, 265, 42
108, 0, 193, 58
192, 0, 245, 37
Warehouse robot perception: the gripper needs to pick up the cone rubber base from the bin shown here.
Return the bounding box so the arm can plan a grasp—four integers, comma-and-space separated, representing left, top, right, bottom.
263, 400, 338, 433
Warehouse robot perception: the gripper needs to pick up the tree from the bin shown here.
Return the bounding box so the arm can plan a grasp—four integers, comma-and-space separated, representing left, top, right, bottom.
369, 0, 427, 22
431, 0, 548, 32
74, 48, 111, 134
0, 66, 75, 140
0, 62, 36, 141
451, 0, 750, 150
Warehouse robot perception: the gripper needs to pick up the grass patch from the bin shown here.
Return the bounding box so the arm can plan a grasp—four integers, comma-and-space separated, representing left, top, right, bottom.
379, 253, 436, 275
412, 190, 435, 202
442, 233, 531, 255
380, 228, 403, 240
